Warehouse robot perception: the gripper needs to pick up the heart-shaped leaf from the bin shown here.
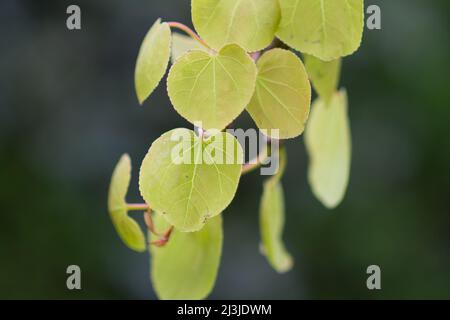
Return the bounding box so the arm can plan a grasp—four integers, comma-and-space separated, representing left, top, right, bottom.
192, 0, 281, 52
171, 32, 207, 63
108, 154, 146, 252
305, 90, 351, 209
304, 54, 341, 103
167, 44, 257, 130
150, 214, 223, 300
276, 0, 364, 61
247, 49, 311, 139
139, 128, 243, 232
259, 148, 293, 273
135, 19, 172, 104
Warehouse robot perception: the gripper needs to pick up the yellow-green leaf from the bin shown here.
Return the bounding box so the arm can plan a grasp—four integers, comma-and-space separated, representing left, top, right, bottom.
276, 0, 364, 61
260, 148, 293, 273
108, 154, 146, 252
135, 19, 171, 105
305, 90, 351, 209
139, 128, 243, 232
171, 32, 207, 63
304, 54, 341, 103
247, 49, 311, 139
167, 44, 257, 130
150, 214, 223, 300
192, 0, 281, 52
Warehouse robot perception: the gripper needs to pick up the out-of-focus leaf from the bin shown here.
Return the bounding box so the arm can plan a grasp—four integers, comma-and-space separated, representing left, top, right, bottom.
304, 54, 341, 103
305, 90, 351, 209
247, 49, 311, 139
135, 19, 171, 104
150, 214, 223, 300
108, 154, 146, 252
171, 32, 206, 63
259, 148, 293, 273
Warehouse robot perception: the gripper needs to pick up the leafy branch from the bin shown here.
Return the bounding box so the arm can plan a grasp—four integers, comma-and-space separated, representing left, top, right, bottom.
124, 143, 276, 246
108, 0, 364, 300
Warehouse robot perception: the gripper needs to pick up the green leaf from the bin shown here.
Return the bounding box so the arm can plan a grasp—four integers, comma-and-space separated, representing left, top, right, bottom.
167, 44, 257, 130
259, 148, 293, 273
304, 54, 341, 103
192, 0, 281, 52
305, 90, 351, 209
108, 154, 146, 252
247, 49, 311, 139
150, 214, 223, 300
276, 0, 364, 61
171, 32, 207, 63
139, 128, 243, 232
135, 19, 172, 105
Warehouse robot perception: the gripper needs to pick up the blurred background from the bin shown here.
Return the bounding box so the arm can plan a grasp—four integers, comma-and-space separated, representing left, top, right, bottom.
0, 0, 449, 299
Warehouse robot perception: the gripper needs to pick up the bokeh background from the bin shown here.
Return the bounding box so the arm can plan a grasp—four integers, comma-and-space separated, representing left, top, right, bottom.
1, 0, 449, 299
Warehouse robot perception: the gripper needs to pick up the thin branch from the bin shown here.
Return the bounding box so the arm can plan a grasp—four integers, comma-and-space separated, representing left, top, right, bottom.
151, 226, 174, 247
242, 146, 270, 175
126, 203, 149, 211
144, 210, 161, 236
167, 21, 213, 51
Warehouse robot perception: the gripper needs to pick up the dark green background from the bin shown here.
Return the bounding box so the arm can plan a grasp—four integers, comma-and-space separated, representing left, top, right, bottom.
1, 0, 449, 299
